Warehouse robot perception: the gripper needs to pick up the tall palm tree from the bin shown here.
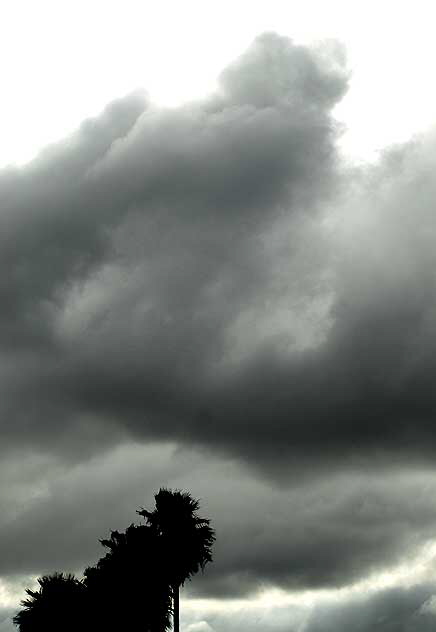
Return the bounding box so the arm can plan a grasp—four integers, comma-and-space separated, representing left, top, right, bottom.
138, 489, 215, 632
13, 572, 86, 632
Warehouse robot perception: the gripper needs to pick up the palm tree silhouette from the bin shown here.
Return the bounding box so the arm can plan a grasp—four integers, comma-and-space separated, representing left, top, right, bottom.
138, 489, 215, 632
84, 523, 172, 632
13, 572, 86, 632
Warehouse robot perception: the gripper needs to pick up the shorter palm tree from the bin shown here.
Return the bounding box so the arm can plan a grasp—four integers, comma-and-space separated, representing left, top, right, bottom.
13, 572, 86, 632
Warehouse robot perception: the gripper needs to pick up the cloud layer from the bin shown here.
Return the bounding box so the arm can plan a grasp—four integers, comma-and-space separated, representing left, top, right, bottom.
0, 33, 347, 464
183, 583, 436, 632
2, 32, 436, 627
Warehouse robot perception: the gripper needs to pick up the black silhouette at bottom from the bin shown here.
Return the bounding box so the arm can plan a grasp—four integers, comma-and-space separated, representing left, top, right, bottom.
13, 488, 215, 632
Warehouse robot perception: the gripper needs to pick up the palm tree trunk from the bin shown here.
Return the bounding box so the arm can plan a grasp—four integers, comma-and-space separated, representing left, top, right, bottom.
173, 583, 179, 632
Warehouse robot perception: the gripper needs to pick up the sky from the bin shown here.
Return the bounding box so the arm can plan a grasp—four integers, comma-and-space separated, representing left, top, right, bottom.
2, 1, 436, 631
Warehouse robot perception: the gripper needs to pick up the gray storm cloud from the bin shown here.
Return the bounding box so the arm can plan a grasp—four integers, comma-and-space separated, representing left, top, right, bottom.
0, 33, 347, 461
2, 31, 436, 611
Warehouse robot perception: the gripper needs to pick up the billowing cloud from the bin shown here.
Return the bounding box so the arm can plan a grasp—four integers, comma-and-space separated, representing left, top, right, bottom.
0, 32, 347, 466
2, 30, 436, 620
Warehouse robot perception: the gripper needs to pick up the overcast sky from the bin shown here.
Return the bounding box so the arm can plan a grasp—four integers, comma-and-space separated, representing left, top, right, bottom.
2, 2, 436, 631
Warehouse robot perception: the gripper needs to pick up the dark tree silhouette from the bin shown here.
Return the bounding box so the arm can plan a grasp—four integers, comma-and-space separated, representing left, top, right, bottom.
13, 488, 214, 632
13, 572, 87, 632
138, 488, 215, 632
84, 523, 172, 632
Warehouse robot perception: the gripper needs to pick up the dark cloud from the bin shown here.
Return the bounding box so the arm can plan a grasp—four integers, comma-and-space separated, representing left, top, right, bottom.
57, 123, 436, 480
2, 30, 436, 613
0, 32, 347, 464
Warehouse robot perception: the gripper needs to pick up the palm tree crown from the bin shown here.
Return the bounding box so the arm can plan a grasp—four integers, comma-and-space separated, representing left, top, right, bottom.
13, 573, 86, 632
137, 488, 215, 588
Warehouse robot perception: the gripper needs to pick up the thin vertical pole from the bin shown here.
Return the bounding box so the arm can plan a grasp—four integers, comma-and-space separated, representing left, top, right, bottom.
173, 584, 179, 632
